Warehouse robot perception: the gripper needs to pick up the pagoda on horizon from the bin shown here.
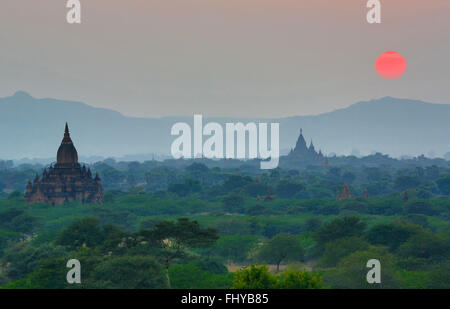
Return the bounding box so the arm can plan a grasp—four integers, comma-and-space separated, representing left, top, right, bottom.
25, 123, 103, 205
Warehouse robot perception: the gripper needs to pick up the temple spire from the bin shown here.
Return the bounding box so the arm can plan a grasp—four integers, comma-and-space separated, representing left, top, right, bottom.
57, 122, 78, 163
64, 122, 70, 138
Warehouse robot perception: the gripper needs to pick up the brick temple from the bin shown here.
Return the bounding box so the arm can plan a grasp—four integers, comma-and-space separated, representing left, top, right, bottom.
25, 123, 103, 205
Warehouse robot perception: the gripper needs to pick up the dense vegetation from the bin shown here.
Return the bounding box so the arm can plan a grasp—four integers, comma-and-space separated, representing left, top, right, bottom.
0, 159, 449, 289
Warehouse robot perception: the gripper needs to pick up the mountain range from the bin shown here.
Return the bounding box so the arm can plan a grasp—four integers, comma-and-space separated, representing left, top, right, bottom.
0, 91, 449, 162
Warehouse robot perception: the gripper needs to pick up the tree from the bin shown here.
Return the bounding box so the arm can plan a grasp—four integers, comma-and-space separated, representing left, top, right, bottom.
0, 208, 41, 235
245, 204, 266, 216
436, 175, 450, 195
365, 221, 421, 251
244, 182, 268, 197
304, 217, 322, 232
169, 262, 233, 289
315, 217, 366, 248
92, 256, 167, 289
405, 200, 437, 216
213, 235, 258, 263
327, 167, 341, 181
318, 237, 370, 267
223, 175, 252, 192
276, 180, 305, 198
140, 217, 163, 230
394, 176, 421, 191
0, 230, 21, 259
257, 233, 304, 272
322, 246, 400, 289
342, 172, 356, 185
222, 194, 245, 213
56, 217, 106, 251
232, 264, 277, 289
424, 165, 440, 180
7, 190, 23, 200
397, 233, 450, 262
168, 179, 202, 197
142, 218, 219, 288
3, 257, 69, 289
426, 261, 450, 289
366, 167, 383, 182
277, 268, 325, 289
2, 243, 67, 280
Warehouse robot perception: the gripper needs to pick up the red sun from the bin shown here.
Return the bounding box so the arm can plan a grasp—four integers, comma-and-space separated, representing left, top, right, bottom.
375, 51, 407, 80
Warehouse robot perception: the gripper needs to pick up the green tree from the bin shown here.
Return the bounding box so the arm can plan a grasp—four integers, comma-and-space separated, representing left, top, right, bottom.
304, 217, 322, 232
394, 176, 421, 191
2, 243, 67, 280
244, 183, 268, 197
257, 233, 304, 272
426, 261, 450, 289
276, 180, 305, 198
223, 175, 253, 192
3, 257, 70, 289
0, 208, 41, 235
397, 233, 450, 262
322, 246, 400, 289
245, 205, 266, 216
168, 179, 202, 197
405, 200, 437, 216
342, 172, 356, 184
213, 235, 258, 263
169, 262, 233, 289
436, 175, 450, 195
142, 218, 219, 288
232, 264, 277, 289
222, 194, 245, 214
7, 190, 23, 200
365, 221, 422, 251
318, 237, 370, 267
92, 256, 167, 289
277, 268, 325, 289
56, 217, 106, 251
315, 217, 366, 248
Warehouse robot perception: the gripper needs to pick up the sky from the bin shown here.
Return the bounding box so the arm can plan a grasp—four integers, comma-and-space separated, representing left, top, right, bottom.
0, 0, 449, 118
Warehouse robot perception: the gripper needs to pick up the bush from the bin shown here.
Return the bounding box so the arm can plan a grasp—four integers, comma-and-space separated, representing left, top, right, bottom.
436, 175, 450, 195
322, 246, 400, 289
365, 221, 422, 251
318, 237, 370, 267
212, 235, 259, 263
397, 233, 450, 262
246, 205, 266, 216
232, 264, 277, 289
316, 217, 366, 246
277, 268, 325, 289
56, 218, 106, 251
405, 200, 438, 216
170, 262, 233, 289
222, 194, 245, 214
367, 199, 403, 215
256, 233, 304, 272
92, 256, 167, 289
276, 180, 305, 198
231, 264, 324, 289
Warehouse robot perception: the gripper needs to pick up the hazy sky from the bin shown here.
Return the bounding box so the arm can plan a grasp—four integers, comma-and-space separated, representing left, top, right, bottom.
0, 0, 449, 117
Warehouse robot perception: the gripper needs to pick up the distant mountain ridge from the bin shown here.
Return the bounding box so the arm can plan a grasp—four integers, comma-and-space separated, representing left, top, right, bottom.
0, 91, 449, 161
